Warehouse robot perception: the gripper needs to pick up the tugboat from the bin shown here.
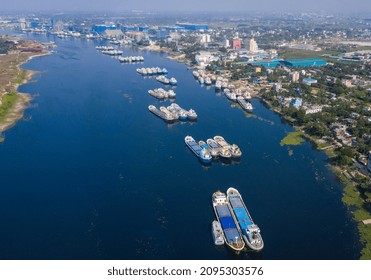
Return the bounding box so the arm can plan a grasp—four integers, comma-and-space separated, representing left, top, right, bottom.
211, 221, 225, 245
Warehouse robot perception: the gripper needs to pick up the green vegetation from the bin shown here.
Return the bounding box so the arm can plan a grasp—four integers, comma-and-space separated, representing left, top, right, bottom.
0, 38, 16, 54
0, 92, 19, 123
0, 137, 4, 143
280, 131, 305, 146
15, 69, 27, 84
279, 48, 340, 60
330, 167, 371, 259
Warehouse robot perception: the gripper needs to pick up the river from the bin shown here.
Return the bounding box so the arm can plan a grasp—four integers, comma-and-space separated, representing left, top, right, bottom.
0, 32, 361, 259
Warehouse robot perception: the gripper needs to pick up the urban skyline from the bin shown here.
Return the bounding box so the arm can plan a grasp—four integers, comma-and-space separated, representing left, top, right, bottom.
2, 0, 371, 14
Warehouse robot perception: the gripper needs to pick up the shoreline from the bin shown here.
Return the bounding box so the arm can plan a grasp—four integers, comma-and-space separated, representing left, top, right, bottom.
0, 50, 50, 134
152, 39, 369, 257
261, 99, 370, 259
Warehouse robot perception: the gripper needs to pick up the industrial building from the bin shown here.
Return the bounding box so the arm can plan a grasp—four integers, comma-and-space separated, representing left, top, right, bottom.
176, 23, 208, 31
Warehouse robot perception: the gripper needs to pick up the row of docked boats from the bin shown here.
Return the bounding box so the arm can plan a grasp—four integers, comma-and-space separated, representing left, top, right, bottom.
167, 103, 197, 121
206, 136, 242, 160
148, 105, 177, 122
137, 67, 168, 75
102, 49, 123, 56
156, 75, 177, 86
192, 69, 254, 112
118, 56, 144, 63
95, 46, 114, 51
224, 90, 253, 112
149, 104, 197, 122
212, 188, 264, 252
184, 135, 240, 164
148, 88, 176, 100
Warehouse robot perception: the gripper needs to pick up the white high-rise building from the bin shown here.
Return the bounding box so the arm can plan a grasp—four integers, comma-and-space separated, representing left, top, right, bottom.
292, 71, 300, 82
19, 18, 26, 30
249, 38, 258, 53
199, 34, 211, 44
225, 39, 230, 48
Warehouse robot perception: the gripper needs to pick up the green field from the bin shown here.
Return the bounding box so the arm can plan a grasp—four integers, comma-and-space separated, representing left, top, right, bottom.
279, 48, 340, 60
280, 131, 305, 146
0, 92, 18, 123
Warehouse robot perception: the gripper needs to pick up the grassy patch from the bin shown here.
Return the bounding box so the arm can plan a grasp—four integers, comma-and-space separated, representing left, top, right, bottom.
0, 92, 19, 123
279, 48, 340, 60
280, 131, 305, 146
14, 69, 27, 85
330, 167, 371, 259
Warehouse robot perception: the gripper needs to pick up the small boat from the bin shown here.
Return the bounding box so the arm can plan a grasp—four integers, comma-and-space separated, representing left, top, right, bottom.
229, 144, 242, 158
212, 220, 225, 245
185, 136, 212, 164
215, 81, 222, 90
212, 191, 245, 252
187, 109, 197, 121
169, 77, 177, 86
156, 75, 170, 84
205, 77, 212, 85
227, 187, 263, 251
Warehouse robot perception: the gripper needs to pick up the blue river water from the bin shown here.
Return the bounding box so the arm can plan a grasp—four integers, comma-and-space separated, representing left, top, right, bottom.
0, 32, 361, 259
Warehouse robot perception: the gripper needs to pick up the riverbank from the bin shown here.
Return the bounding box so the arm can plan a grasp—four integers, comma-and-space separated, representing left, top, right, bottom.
266, 99, 371, 259
0, 51, 49, 135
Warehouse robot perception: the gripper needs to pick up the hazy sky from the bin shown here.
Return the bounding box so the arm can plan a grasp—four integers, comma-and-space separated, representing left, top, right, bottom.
2, 0, 371, 14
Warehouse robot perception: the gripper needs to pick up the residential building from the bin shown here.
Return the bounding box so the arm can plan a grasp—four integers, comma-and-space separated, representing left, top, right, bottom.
249, 38, 258, 53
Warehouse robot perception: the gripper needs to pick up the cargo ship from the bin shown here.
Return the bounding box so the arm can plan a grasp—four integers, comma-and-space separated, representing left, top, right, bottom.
212, 191, 245, 252
227, 187, 264, 251
214, 136, 242, 158
148, 105, 176, 122
185, 136, 212, 164
237, 96, 253, 112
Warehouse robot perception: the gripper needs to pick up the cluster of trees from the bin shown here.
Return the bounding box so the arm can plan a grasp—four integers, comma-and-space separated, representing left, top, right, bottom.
0, 38, 15, 54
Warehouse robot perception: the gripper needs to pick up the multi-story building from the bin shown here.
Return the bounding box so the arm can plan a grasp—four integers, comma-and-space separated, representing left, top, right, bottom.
292, 71, 300, 82
249, 38, 258, 53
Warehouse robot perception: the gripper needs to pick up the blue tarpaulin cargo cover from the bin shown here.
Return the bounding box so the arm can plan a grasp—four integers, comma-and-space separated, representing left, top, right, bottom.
216, 205, 231, 218
220, 216, 236, 230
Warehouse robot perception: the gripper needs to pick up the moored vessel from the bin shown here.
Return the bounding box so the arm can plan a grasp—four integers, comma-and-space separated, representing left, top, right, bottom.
211, 221, 225, 245
206, 138, 221, 158
227, 187, 264, 251
212, 191, 245, 252
185, 136, 212, 164
148, 105, 176, 122
237, 96, 253, 112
